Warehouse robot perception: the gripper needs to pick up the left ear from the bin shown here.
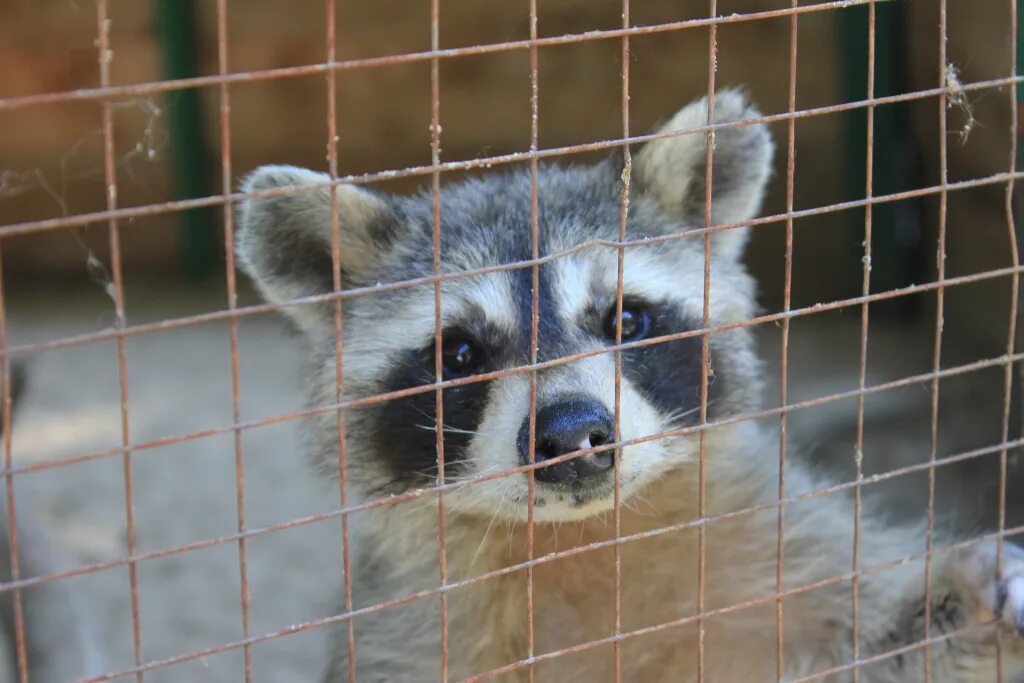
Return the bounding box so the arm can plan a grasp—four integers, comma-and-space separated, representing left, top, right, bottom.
634, 89, 774, 261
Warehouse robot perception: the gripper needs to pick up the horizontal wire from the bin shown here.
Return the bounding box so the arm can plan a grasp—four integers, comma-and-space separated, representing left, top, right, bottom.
466, 611, 1002, 683
6, 169, 1024, 362
6, 404, 1022, 598
2, 73, 1020, 240
0, 0, 900, 115
70, 523, 1022, 683
3, 2, 1011, 682
5, 288, 1022, 483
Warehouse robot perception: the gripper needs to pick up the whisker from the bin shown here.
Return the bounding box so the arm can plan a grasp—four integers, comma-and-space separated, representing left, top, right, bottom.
440, 425, 480, 436
469, 491, 506, 570
660, 399, 719, 428
411, 457, 480, 480
414, 422, 481, 437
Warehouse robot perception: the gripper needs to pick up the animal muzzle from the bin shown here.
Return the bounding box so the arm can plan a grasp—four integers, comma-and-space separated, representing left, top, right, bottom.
516, 394, 616, 484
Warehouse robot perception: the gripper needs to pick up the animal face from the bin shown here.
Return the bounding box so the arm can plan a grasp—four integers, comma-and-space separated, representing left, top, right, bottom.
237, 90, 773, 522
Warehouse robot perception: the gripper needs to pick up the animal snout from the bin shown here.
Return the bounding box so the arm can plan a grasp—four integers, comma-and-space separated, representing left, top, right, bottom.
517, 395, 615, 484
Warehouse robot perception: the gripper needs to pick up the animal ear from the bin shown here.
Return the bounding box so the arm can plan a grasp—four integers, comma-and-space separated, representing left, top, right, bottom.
236, 165, 400, 337
634, 89, 773, 261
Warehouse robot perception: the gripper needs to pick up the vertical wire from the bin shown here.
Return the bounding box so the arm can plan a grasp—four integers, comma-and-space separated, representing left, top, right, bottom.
429, 1, 449, 679
775, 3, 799, 680
851, 2, 875, 680
0, 242, 27, 683
613, 0, 631, 680
0, 25, 28, 673
324, 1, 357, 680
923, 1, 948, 680
216, 0, 253, 679
697, 2, 718, 681
526, 1, 539, 680
96, 3, 144, 679
997, 0, 1021, 678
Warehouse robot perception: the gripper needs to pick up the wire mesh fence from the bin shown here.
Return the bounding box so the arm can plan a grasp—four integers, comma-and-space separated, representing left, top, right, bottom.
0, 0, 1022, 681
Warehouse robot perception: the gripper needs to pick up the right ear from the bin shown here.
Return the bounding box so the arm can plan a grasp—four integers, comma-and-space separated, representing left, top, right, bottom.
236, 165, 400, 337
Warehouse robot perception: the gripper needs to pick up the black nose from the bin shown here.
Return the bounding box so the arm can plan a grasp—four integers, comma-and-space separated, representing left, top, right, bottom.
517, 397, 615, 484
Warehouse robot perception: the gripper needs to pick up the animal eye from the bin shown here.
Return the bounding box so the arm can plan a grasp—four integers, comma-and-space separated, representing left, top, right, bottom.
603, 304, 651, 342
441, 337, 482, 378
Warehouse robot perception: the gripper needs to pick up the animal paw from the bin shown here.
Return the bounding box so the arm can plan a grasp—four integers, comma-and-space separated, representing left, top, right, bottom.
950, 539, 1024, 639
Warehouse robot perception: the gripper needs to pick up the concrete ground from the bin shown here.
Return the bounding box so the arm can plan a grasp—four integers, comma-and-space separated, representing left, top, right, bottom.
7, 281, 342, 682
3, 279, 1021, 682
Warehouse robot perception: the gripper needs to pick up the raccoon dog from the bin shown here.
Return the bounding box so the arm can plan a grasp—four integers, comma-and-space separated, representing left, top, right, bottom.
237, 91, 1024, 681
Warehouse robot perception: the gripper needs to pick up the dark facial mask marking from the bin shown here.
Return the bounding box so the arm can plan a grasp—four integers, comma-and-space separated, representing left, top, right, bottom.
615, 301, 722, 426
368, 346, 492, 488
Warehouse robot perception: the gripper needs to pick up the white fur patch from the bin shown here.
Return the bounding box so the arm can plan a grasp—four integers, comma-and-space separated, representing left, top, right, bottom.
448, 351, 697, 523
340, 273, 518, 385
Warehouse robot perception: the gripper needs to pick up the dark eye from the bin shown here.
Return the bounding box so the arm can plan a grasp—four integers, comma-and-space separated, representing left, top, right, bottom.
441, 337, 482, 378
603, 305, 651, 342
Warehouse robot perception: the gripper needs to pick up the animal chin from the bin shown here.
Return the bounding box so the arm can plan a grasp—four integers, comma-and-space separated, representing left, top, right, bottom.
502, 475, 634, 522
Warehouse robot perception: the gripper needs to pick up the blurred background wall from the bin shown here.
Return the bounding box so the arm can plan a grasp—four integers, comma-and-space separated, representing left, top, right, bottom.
0, 0, 1016, 337
0, 2, 1022, 678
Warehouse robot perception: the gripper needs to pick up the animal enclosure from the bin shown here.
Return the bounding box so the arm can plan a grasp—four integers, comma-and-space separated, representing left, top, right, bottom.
1, 0, 1023, 681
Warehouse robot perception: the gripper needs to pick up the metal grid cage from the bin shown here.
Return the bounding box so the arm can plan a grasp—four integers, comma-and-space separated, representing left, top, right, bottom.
0, 0, 1021, 681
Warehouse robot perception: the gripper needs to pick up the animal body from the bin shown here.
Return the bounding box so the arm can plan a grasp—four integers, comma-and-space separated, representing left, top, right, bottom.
237, 90, 1024, 682
0, 364, 104, 683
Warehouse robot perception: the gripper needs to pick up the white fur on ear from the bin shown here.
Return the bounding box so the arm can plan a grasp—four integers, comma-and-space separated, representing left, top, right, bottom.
235, 164, 393, 337
635, 89, 774, 261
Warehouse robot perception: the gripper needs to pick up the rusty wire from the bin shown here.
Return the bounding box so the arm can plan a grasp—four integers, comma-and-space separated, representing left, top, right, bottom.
0, 0, 903, 116
922, 1, 949, 679
612, 0, 632, 680
5, 267, 1023, 480
0, 157, 27, 683
0, 1, 1021, 682
216, 0, 254, 679
526, 0, 541, 680
324, 0, 358, 681
775, 2, 799, 680
94, 2, 144, 680
3, 167, 1023, 364
63, 519, 1020, 683
0, 426, 1017, 610
998, 0, 1022, 677
3, 74, 1023, 241
0, 349, 1022, 604
695, 3, 718, 680
428, 0, 450, 679
850, 2, 876, 680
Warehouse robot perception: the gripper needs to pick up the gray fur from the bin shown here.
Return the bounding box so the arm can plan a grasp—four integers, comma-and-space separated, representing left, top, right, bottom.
634, 87, 773, 261
237, 91, 1024, 681
0, 364, 105, 683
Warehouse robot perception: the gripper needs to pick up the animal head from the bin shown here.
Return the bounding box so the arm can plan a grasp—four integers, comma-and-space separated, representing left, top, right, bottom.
237, 90, 772, 522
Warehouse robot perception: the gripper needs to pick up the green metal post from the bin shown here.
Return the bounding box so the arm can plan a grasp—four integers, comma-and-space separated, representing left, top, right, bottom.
838, 2, 922, 315
155, 0, 216, 280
